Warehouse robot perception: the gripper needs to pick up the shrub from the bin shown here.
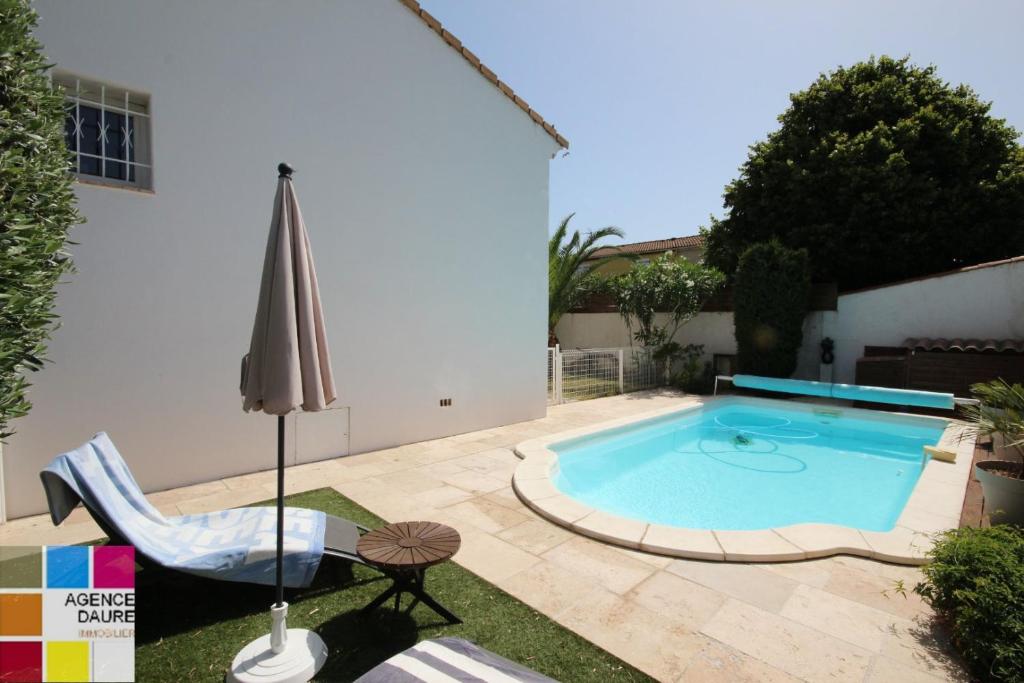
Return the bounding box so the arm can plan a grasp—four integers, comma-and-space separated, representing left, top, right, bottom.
733, 241, 809, 377
916, 526, 1024, 682
0, 0, 80, 438
609, 253, 724, 350
609, 254, 724, 386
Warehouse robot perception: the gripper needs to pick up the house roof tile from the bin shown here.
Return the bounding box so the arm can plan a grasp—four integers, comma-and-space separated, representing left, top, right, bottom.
902, 338, 1024, 354
588, 235, 705, 260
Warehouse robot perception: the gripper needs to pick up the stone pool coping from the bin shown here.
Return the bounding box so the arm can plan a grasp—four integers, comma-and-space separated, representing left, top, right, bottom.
513, 395, 975, 565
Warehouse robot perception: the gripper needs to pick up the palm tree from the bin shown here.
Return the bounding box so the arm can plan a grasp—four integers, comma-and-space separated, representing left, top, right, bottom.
548, 214, 624, 345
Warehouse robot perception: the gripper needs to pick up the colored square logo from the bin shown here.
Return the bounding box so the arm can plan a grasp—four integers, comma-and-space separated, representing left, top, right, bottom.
92, 642, 133, 682
92, 547, 134, 589
0, 547, 42, 589
0, 594, 42, 636
46, 641, 89, 683
46, 546, 88, 588
0, 641, 42, 682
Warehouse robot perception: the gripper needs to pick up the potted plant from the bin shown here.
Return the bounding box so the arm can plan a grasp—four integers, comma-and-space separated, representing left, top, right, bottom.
963, 380, 1024, 525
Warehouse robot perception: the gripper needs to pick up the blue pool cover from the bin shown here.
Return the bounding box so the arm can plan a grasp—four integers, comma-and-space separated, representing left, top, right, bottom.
731, 374, 955, 410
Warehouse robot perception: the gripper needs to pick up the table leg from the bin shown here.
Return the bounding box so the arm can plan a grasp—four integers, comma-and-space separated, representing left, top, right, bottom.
360, 581, 400, 617
360, 568, 460, 624
411, 568, 460, 624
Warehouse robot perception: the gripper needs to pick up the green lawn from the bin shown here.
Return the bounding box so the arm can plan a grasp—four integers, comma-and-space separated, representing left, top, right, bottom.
132, 488, 652, 682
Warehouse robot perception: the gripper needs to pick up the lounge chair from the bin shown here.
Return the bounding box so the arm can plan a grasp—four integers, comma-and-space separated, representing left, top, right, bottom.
40, 432, 370, 587
355, 638, 555, 682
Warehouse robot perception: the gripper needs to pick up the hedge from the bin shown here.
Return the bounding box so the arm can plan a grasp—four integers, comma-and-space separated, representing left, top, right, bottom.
733, 241, 809, 377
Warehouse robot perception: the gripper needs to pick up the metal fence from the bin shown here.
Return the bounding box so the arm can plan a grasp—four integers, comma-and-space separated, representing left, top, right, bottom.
547, 346, 663, 404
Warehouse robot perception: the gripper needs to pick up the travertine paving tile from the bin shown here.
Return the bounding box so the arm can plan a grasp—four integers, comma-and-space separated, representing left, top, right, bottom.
680, 638, 802, 683
496, 518, 574, 555
667, 559, 798, 613
147, 479, 228, 505
543, 537, 655, 595
753, 558, 834, 588
497, 561, 603, 617
779, 584, 907, 652
867, 655, 962, 683
626, 571, 726, 632
773, 523, 869, 558
556, 589, 707, 682
373, 468, 447, 494
824, 561, 932, 621
572, 510, 647, 548
701, 599, 873, 683
880, 616, 967, 681
176, 487, 269, 516
444, 497, 530, 534
641, 524, 723, 560
481, 487, 526, 511
411, 484, 476, 509
610, 545, 674, 569
221, 469, 277, 491
450, 530, 540, 584
860, 526, 934, 564
438, 469, 509, 495
713, 529, 805, 561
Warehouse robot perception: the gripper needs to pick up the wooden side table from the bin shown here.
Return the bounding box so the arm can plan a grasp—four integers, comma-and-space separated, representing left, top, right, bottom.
356, 521, 462, 624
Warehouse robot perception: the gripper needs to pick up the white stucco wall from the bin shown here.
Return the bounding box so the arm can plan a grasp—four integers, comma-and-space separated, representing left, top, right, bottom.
556, 258, 1024, 389
554, 312, 736, 363
555, 311, 827, 381
3, 0, 559, 518
828, 258, 1024, 383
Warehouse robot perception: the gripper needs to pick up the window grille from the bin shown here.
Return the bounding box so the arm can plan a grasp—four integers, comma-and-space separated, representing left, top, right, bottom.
54, 73, 152, 189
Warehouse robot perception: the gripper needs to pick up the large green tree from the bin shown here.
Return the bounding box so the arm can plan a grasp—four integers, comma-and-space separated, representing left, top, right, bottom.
703, 56, 1024, 290
548, 214, 623, 343
0, 0, 80, 438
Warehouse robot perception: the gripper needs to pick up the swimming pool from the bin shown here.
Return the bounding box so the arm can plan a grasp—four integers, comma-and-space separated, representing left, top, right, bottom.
551, 398, 946, 532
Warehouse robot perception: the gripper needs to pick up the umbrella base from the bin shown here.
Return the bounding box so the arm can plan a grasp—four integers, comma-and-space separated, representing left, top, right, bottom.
228, 604, 327, 683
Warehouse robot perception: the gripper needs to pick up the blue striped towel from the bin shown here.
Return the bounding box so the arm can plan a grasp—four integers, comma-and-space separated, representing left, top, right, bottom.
40, 432, 326, 587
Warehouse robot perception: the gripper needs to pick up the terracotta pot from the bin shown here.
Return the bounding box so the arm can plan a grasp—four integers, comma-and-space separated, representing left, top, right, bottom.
975, 460, 1024, 525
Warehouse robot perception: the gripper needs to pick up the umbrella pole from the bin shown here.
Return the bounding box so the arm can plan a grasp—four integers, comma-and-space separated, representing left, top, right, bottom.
276, 414, 285, 608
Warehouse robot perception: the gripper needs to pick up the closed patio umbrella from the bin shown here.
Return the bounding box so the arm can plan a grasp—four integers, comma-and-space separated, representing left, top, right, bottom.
230, 162, 335, 683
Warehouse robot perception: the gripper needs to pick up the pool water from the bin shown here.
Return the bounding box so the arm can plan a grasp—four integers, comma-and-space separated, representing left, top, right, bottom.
552, 398, 946, 531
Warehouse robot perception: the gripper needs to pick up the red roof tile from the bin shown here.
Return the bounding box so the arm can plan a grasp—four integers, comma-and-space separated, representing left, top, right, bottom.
588, 235, 705, 260
903, 338, 1024, 354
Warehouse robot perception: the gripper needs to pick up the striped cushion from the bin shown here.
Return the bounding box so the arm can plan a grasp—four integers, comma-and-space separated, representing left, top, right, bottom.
355, 638, 555, 682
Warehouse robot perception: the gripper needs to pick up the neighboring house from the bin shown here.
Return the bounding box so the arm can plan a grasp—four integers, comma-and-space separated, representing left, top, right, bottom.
585, 235, 704, 276
1, 0, 566, 519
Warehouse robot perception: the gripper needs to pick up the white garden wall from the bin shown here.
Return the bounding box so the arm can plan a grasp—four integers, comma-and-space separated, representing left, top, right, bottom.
2, 0, 559, 519
555, 312, 828, 381
828, 257, 1024, 383
556, 256, 1024, 388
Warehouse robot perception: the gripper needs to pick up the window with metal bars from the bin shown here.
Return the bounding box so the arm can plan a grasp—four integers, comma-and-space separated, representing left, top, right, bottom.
54, 73, 152, 190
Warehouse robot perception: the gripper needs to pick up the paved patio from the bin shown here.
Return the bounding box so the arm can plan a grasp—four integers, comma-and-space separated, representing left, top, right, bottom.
0, 390, 966, 682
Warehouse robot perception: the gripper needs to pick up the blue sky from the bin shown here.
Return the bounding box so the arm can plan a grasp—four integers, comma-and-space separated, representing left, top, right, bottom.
421, 0, 1024, 245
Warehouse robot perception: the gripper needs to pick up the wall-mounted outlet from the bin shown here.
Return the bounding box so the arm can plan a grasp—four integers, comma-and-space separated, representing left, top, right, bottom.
439, 398, 453, 407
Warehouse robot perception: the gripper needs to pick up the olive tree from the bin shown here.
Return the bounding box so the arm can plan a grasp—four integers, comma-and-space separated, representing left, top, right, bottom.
0, 0, 80, 438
